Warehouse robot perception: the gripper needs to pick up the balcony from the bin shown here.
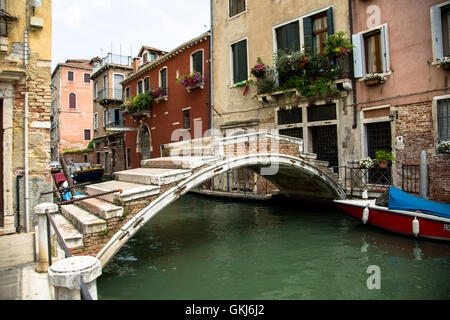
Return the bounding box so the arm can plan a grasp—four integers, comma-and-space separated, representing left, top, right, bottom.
255, 51, 353, 104
105, 119, 125, 132
95, 88, 123, 105
92, 53, 132, 75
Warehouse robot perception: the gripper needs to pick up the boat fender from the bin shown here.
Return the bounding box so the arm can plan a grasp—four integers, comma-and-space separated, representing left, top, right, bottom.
412, 217, 420, 237
362, 206, 369, 224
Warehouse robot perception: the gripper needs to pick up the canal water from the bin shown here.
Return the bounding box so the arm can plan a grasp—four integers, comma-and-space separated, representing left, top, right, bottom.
97, 194, 450, 300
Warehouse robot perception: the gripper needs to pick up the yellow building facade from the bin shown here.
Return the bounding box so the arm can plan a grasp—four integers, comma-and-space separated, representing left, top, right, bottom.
0, 0, 53, 234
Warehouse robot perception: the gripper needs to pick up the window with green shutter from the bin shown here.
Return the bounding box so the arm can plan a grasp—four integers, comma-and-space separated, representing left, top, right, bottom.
229, 0, 246, 18
160, 68, 167, 91
231, 39, 248, 84
192, 51, 203, 75
276, 21, 300, 53
144, 77, 150, 92
303, 7, 334, 55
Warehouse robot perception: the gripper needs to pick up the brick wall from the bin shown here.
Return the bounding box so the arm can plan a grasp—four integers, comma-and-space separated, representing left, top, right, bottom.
394, 101, 450, 203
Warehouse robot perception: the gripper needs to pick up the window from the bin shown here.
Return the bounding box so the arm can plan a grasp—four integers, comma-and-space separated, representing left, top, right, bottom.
84, 73, 91, 83
110, 109, 124, 126
307, 104, 337, 122
143, 52, 148, 63
96, 152, 100, 165
68, 93, 76, 109
104, 109, 109, 126
137, 80, 143, 94
150, 52, 157, 60
84, 129, 91, 141
144, 77, 150, 92
125, 87, 130, 99
231, 39, 248, 84
229, 0, 246, 18
437, 98, 450, 141
93, 113, 98, 129
352, 25, 390, 78
160, 68, 167, 92
183, 109, 190, 129
303, 8, 334, 55
431, 2, 450, 59
94, 81, 98, 99
278, 108, 302, 125
67, 71, 74, 81
279, 128, 303, 139
275, 21, 300, 53
192, 51, 203, 75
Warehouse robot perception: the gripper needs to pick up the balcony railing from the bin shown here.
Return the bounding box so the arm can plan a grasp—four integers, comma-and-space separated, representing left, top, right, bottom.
105, 120, 125, 128
0, 9, 18, 37
96, 88, 123, 103
92, 53, 132, 74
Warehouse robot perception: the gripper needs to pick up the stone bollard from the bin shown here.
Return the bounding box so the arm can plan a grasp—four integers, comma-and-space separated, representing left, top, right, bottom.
34, 203, 59, 273
48, 256, 102, 300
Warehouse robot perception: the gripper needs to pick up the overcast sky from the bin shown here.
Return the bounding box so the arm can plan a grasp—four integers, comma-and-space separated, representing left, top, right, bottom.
51, 0, 211, 71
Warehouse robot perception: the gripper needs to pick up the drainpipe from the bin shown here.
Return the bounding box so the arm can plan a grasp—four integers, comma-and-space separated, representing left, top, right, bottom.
349, 0, 358, 130
24, 2, 30, 233
16, 174, 24, 233
209, 0, 214, 132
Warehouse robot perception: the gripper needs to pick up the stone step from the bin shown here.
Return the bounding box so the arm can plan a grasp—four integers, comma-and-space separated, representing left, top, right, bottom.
60, 205, 107, 235
53, 214, 83, 249
141, 156, 220, 170
115, 167, 191, 186
85, 180, 160, 203
76, 198, 123, 220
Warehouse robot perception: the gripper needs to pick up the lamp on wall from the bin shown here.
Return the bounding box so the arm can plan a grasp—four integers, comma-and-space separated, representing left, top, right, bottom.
28, 0, 42, 7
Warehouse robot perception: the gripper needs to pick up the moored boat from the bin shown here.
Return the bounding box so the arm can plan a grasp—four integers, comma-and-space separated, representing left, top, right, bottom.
72, 167, 104, 183
334, 187, 450, 242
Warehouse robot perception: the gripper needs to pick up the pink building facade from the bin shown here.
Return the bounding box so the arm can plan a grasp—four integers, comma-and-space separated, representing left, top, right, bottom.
51, 59, 94, 157
351, 0, 450, 202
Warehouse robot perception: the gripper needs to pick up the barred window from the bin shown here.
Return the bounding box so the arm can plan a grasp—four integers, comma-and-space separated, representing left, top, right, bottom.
438, 98, 450, 141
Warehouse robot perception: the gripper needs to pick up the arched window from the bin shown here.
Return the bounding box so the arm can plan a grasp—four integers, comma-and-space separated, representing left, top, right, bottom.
69, 93, 77, 109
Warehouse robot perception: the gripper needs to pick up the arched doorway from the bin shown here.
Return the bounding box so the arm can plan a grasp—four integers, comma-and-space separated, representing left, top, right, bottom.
138, 125, 151, 161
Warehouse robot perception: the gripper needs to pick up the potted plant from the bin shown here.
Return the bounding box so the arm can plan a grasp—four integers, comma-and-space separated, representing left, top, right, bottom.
375, 150, 394, 168
250, 58, 268, 78
440, 57, 450, 70
151, 87, 167, 102
437, 141, 450, 154
361, 73, 386, 86
176, 72, 205, 92
357, 157, 374, 169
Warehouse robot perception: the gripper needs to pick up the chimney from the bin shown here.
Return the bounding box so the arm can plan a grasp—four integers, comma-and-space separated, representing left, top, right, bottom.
132, 57, 141, 73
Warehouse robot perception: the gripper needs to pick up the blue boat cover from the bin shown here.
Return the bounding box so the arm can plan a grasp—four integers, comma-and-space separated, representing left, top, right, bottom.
389, 187, 450, 219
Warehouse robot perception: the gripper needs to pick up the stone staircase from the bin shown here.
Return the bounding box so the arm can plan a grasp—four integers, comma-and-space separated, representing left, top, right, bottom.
52, 156, 219, 255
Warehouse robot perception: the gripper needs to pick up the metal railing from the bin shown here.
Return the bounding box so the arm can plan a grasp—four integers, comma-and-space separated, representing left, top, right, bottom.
96, 88, 123, 102
105, 119, 125, 128
402, 164, 430, 195
335, 162, 392, 197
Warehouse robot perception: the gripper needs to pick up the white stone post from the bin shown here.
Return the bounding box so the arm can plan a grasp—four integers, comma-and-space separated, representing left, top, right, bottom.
34, 203, 59, 273
48, 256, 102, 300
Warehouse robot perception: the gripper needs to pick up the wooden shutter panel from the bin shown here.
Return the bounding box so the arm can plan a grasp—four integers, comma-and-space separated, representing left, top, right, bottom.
287, 21, 300, 52
352, 33, 365, 78
303, 17, 313, 55
380, 25, 390, 72
232, 40, 248, 83
326, 7, 334, 35
431, 5, 444, 60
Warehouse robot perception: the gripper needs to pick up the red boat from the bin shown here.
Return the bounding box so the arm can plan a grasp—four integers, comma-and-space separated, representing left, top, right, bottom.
334, 187, 450, 242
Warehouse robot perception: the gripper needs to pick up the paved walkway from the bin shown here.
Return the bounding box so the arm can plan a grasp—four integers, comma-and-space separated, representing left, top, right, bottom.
0, 233, 54, 300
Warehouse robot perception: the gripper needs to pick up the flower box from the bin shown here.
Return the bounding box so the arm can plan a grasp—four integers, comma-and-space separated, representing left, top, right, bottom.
185, 82, 204, 93
364, 78, 382, 86
437, 141, 450, 154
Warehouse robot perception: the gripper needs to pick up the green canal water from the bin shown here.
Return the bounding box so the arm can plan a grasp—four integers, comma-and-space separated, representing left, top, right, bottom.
97, 194, 450, 300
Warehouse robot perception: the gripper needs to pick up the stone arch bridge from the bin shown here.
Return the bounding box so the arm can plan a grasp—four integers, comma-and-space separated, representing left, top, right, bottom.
53, 132, 346, 267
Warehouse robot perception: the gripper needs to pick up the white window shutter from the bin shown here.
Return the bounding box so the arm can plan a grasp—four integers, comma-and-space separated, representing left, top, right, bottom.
381, 25, 390, 72
352, 34, 365, 78
431, 5, 444, 60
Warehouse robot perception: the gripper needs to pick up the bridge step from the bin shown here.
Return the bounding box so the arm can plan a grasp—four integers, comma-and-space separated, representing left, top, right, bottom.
53, 214, 83, 249
60, 205, 107, 235
141, 156, 220, 170
76, 198, 124, 220
85, 180, 160, 203
115, 168, 191, 186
